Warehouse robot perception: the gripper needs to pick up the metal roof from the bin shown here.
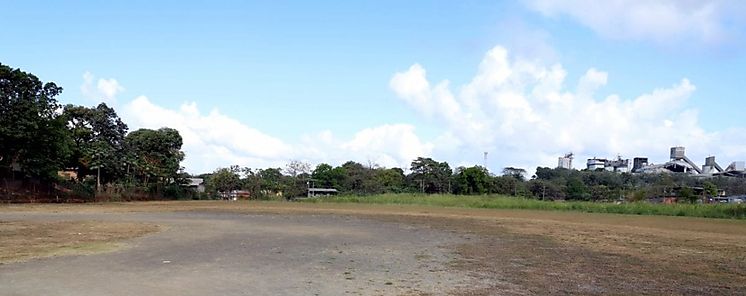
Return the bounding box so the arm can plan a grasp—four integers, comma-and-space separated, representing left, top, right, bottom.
308, 188, 338, 192
187, 178, 204, 186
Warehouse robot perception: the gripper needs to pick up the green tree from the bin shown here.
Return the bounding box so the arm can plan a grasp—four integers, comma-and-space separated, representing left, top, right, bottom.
496, 167, 528, 196
565, 177, 589, 200
678, 186, 697, 203
0, 63, 72, 179
535, 166, 567, 181
125, 128, 184, 186
206, 167, 240, 197
453, 166, 490, 195
408, 157, 452, 194
502, 167, 527, 181
237, 167, 261, 198
703, 181, 718, 197
374, 168, 406, 193
589, 185, 610, 201
527, 179, 565, 200
257, 168, 284, 193
61, 103, 129, 183
311, 163, 347, 189
340, 161, 367, 193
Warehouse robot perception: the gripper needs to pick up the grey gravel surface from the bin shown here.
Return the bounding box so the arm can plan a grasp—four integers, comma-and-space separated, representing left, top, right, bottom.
0, 211, 474, 296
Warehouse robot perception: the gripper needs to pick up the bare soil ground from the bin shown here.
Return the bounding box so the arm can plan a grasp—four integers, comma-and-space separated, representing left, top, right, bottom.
0, 220, 158, 264
1, 201, 745, 295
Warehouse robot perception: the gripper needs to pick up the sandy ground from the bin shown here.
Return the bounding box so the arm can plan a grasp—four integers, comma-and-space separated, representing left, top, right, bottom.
1, 201, 745, 295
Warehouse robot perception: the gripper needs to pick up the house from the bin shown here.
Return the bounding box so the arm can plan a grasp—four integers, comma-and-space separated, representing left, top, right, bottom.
186, 178, 205, 193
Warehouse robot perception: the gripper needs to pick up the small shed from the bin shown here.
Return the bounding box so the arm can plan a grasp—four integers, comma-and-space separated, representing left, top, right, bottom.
307, 188, 338, 198
186, 178, 205, 193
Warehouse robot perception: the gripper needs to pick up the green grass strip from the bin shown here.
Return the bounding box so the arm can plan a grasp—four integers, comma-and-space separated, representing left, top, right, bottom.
300, 193, 746, 219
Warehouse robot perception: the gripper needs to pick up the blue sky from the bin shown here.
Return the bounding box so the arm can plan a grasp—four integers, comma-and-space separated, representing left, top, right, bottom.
3, 0, 746, 174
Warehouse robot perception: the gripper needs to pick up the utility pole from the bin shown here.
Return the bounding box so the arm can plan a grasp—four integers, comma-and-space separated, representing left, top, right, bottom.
542, 183, 546, 200
97, 166, 101, 193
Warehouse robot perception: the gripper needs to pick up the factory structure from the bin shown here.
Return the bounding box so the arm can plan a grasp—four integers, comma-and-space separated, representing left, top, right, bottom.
558, 146, 746, 178
557, 153, 573, 170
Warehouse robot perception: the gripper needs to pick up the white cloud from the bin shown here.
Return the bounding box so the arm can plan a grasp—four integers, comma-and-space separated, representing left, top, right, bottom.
525, 0, 745, 44
96, 42, 746, 175
293, 124, 434, 171
390, 45, 746, 172
340, 124, 434, 168
97, 78, 124, 100
122, 97, 433, 173
81, 71, 124, 103
123, 96, 293, 172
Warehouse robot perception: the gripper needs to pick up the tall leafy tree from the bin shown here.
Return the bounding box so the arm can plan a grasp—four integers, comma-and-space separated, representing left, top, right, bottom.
502, 167, 527, 181
0, 63, 71, 179
565, 177, 590, 200
311, 163, 347, 189
206, 167, 241, 196
125, 128, 184, 185
340, 161, 367, 193
527, 179, 565, 200
408, 157, 452, 194
374, 168, 406, 193
453, 166, 490, 195
61, 103, 129, 183
257, 168, 284, 193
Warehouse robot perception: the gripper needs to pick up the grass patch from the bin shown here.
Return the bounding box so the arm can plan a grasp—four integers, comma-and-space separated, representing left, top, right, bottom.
301, 194, 746, 219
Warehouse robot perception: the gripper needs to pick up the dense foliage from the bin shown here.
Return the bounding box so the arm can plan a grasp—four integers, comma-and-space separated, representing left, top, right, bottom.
0, 63, 71, 179
1, 63, 187, 201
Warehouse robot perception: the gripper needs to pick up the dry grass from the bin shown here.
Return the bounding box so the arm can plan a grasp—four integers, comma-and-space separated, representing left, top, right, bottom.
0, 220, 159, 264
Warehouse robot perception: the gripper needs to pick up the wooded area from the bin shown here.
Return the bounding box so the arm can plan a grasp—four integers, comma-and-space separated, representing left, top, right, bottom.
1, 63, 188, 201
203, 158, 746, 202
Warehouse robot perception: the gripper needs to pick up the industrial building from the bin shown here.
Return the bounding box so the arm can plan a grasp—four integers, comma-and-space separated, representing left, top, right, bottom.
557, 153, 573, 169
573, 146, 746, 178
634, 146, 746, 177
586, 156, 630, 172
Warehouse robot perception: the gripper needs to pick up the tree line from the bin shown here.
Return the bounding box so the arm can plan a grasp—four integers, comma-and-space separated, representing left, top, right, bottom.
203, 157, 746, 202
1, 63, 186, 201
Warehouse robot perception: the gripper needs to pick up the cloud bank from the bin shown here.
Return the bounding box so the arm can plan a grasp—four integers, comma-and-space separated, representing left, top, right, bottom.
122, 97, 433, 173
390, 45, 746, 171
92, 43, 746, 174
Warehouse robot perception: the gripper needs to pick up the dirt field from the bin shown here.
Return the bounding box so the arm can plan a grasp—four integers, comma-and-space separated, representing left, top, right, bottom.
1, 201, 745, 295
0, 220, 158, 264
